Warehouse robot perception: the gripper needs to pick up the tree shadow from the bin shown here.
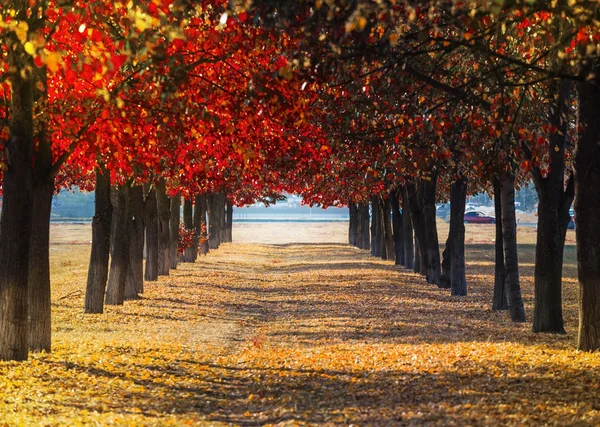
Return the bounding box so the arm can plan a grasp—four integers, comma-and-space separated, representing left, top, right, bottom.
43, 352, 600, 425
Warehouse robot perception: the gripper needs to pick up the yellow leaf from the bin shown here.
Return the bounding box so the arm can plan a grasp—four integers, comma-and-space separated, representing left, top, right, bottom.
24, 41, 35, 56
357, 16, 367, 31
14, 21, 28, 43
586, 44, 596, 56
45, 51, 62, 73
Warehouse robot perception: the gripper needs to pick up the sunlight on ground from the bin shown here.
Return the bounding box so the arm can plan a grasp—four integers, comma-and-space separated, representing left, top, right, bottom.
0, 223, 592, 425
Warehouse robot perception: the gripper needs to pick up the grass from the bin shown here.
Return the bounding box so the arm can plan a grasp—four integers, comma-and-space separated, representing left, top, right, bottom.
0, 222, 593, 426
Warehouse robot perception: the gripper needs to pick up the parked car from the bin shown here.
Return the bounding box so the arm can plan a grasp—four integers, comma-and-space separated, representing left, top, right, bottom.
464, 210, 496, 224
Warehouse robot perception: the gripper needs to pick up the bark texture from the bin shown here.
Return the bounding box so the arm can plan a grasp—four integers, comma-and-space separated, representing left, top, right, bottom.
440, 241, 452, 289
85, 168, 113, 314
105, 185, 131, 306
498, 173, 526, 322
370, 196, 383, 258
182, 198, 195, 262
156, 180, 170, 276
382, 198, 395, 261
492, 178, 508, 311
169, 194, 181, 270
414, 237, 421, 274
406, 183, 427, 276
422, 176, 441, 285
208, 193, 221, 250
0, 43, 35, 360
449, 178, 467, 296
144, 187, 159, 281
28, 181, 53, 351
402, 187, 414, 270
358, 203, 371, 250
28, 64, 53, 352
575, 61, 600, 351
195, 194, 209, 256
125, 185, 144, 300
348, 202, 358, 247
225, 199, 233, 242
390, 190, 404, 266
218, 194, 227, 244
532, 79, 571, 334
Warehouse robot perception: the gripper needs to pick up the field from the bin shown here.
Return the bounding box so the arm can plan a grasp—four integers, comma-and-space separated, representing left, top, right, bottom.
0, 222, 596, 426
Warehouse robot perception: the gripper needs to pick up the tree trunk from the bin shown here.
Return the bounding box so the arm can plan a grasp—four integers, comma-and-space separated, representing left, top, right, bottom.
390, 189, 404, 266
402, 187, 414, 270
144, 187, 159, 281
182, 198, 195, 262
195, 194, 209, 256
85, 167, 113, 314
381, 198, 395, 261
370, 197, 377, 256
532, 79, 571, 334
348, 201, 358, 246
414, 236, 421, 274
169, 194, 181, 270
0, 52, 35, 360
125, 185, 144, 299
449, 177, 467, 296
28, 63, 53, 352
498, 172, 526, 322
533, 189, 565, 332
370, 196, 382, 257
439, 184, 453, 290
208, 193, 221, 250
440, 240, 451, 289
105, 185, 131, 306
417, 183, 428, 276
492, 178, 508, 310
355, 204, 363, 249
156, 180, 170, 276
358, 203, 371, 250
406, 183, 427, 276
226, 199, 233, 242
28, 181, 54, 351
575, 62, 600, 351
440, 177, 468, 292
558, 177, 575, 268
218, 194, 227, 244
422, 176, 441, 285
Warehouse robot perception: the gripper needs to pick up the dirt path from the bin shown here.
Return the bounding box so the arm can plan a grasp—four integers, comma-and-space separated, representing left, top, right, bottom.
2, 239, 599, 426
159, 244, 600, 425
176, 242, 598, 426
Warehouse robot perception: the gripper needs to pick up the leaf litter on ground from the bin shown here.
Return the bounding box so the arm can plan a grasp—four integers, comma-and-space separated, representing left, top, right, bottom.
0, 223, 597, 426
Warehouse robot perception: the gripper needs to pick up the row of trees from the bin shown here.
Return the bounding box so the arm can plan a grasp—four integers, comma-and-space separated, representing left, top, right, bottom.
1, 0, 600, 361
248, 0, 599, 350
0, 0, 326, 360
